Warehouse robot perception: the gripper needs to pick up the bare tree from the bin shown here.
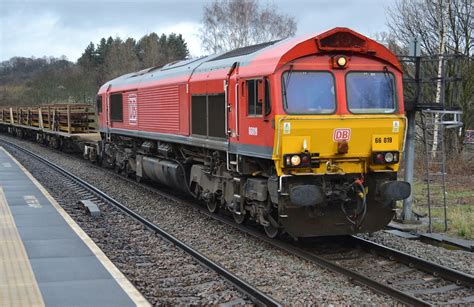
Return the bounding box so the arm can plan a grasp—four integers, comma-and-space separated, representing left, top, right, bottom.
386, 0, 473, 55
371, 31, 405, 54
386, 0, 474, 153
200, 0, 297, 53
432, 1, 449, 157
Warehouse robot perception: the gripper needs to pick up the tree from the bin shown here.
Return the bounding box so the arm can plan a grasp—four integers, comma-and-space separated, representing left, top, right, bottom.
386, 0, 474, 152
371, 31, 405, 54
96, 37, 112, 66
199, 0, 297, 53
0, 31, 190, 106
104, 37, 140, 80
166, 33, 189, 63
136, 33, 189, 69
136, 33, 164, 68
78, 42, 97, 69
55, 65, 97, 104
387, 0, 473, 56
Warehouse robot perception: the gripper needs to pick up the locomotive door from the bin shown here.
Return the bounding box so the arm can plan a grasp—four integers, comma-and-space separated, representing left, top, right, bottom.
240, 78, 266, 139
226, 63, 239, 141
226, 62, 240, 170
105, 86, 111, 141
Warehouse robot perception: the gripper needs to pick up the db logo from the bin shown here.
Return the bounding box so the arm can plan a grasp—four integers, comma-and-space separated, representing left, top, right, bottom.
333, 128, 351, 141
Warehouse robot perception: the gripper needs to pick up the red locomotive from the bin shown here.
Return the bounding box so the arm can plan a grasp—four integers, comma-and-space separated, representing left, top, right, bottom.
91, 27, 410, 238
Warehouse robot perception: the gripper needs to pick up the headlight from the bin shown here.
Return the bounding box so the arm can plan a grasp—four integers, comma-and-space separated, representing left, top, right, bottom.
384, 152, 394, 163
290, 155, 301, 166
337, 56, 347, 67
283, 153, 315, 168
372, 151, 399, 164
332, 55, 349, 69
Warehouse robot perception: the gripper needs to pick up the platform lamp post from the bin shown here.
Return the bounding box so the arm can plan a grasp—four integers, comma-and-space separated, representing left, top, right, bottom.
401, 37, 421, 223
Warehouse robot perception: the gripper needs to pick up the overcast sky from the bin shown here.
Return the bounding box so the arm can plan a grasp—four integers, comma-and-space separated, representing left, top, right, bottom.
0, 0, 394, 62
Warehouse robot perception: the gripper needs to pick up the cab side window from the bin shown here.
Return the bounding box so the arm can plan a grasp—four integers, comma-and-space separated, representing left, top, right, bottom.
246, 80, 262, 116
264, 78, 271, 116
110, 93, 123, 122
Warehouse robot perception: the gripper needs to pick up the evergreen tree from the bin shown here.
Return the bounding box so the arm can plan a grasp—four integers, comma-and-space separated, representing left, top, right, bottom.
96, 38, 108, 65
77, 42, 97, 68
73, 32, 190, 88
104, 37, 139, 80
136, 33, 162, 68
166, 33, 189, 62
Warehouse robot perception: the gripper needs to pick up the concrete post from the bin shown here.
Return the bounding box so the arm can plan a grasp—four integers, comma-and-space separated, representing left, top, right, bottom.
401, 48, 421, 222
402, 110, 416, 221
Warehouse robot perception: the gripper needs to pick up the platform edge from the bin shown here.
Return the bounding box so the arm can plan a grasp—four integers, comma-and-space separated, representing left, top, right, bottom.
1, 147, 151, 307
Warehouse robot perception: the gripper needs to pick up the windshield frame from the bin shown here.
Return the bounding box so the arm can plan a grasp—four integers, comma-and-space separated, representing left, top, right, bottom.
345, 70, 398, 115
281, 70, 337, 115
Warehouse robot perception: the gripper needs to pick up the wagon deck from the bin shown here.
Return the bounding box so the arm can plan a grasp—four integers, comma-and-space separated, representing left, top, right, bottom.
0, 104, 98, 136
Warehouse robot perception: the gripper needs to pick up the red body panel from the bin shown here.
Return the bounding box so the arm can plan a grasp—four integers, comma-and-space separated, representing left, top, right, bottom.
137, 85, 181, 134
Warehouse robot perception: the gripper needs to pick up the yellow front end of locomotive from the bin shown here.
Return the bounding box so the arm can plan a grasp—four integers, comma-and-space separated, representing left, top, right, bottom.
273, 115, 407, 176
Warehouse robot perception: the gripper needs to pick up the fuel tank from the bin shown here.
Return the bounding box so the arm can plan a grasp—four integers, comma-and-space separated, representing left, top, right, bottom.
138, 155, 186, 192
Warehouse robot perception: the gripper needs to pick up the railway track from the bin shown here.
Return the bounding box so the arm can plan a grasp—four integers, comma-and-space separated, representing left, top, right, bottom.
95, 156, 474, 305
2, 137, 473, 306
149, 191, 473, 306
304, 237, 474, 305
112, 179, 474, 305
0, 139, 281, 307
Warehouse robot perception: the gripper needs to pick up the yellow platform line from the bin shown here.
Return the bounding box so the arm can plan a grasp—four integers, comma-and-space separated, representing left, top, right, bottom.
0, 187, 45, 307
1, 147, 150, 307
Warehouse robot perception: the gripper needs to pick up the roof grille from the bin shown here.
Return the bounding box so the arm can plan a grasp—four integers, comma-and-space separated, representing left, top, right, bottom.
209, 40, 280, 62
318, 32, 367, 51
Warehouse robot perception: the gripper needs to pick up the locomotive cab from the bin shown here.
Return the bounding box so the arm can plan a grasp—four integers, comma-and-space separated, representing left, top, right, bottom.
266, 30, 410, 237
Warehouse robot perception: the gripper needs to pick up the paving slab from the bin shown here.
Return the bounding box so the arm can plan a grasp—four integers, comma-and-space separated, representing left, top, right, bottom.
0, 146, 149, 307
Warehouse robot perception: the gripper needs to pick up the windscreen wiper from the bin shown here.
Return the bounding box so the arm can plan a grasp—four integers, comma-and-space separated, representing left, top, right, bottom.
282, 64, 294, 107
383, 66, 394, 100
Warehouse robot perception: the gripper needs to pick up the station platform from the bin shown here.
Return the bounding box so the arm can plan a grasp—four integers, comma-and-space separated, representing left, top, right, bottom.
0, 147, 150, 307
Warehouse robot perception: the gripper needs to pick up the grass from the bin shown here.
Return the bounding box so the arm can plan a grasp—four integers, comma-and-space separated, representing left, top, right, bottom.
428, 206, 473, 239
409, 179, 474, 240
397, 146, 474, 239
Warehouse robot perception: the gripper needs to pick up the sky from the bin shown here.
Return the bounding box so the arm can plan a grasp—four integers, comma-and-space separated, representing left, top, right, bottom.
0, 0, 394, 62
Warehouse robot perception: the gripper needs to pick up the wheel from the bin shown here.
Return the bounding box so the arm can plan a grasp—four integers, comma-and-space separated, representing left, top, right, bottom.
264, 224, 280, 239
263, 199, 280, 238
207, 201, 219, 213
232, 211, 246, 224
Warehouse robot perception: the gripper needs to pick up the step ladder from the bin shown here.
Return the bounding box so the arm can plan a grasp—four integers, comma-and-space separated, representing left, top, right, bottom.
226, 152, 239, 172
420, 109, 463, 232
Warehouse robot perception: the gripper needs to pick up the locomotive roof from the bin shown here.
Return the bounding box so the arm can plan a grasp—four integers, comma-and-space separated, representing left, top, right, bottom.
98, 27, 401, 94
